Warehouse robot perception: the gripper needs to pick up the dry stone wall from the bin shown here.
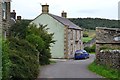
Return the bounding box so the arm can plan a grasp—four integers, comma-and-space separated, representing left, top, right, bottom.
96, 27, 120, 70
96, 50, 120, 69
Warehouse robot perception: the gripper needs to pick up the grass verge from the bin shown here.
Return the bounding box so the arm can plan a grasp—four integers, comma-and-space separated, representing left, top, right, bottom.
88, 61, 119, 80
82, 37, 92, 43
50, 60, 56, 64
90, 52, 95, 54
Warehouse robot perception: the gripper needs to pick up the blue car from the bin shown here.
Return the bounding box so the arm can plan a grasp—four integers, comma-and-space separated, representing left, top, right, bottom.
74, 50, 89, 60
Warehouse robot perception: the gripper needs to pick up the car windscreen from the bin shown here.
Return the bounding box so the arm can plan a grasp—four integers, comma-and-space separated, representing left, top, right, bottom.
75, 52, 83, 54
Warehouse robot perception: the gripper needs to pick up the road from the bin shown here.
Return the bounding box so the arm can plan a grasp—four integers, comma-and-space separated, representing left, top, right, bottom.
38, 54, 103, 78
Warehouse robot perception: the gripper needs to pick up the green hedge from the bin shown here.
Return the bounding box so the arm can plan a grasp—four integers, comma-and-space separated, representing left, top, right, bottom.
2, 41, 11, 79
84, 44, 95, 53
2, 21, 55, 79
2, 38, 39, 79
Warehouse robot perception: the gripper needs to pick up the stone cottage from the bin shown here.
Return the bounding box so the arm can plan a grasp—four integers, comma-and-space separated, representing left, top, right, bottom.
31, 4, 83, 58
0, 0, 11, 38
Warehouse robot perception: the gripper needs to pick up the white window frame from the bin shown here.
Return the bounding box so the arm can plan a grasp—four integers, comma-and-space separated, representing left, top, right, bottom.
2, 2, 7, 20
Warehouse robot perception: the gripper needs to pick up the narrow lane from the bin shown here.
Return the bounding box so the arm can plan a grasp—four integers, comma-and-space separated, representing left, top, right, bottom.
38, 54, 103, 78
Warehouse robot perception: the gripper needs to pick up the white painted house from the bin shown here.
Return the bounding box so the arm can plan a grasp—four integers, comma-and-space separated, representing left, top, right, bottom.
31, 4, 83, 58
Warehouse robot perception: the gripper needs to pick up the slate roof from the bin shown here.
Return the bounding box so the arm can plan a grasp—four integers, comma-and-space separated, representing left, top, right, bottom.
48, 13, 81, 30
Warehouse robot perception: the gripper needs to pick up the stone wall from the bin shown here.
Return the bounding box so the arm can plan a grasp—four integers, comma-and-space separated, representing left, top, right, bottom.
83, 37, 95, 48
0, 2, 3, 80
0, 2, 2, 36
3, 2, 11, 38
96, 27, 120, 70
96, 50, 120, 69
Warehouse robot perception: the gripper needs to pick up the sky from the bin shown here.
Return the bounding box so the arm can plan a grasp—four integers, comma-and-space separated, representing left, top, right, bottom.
11, 0, 120, 20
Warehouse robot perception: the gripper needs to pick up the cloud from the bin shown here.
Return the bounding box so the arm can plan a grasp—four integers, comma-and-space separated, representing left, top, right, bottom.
11, 0, 119, 19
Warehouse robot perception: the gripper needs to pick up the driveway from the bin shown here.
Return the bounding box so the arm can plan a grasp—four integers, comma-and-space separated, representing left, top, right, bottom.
38, 54, 103, 78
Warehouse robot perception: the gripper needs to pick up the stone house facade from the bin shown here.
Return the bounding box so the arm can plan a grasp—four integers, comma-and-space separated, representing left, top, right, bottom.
0, 0, 11, 38
31, 4, 83, 58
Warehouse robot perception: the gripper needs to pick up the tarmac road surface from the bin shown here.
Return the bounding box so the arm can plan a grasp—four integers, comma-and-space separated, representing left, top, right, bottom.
38, 54, 103, 79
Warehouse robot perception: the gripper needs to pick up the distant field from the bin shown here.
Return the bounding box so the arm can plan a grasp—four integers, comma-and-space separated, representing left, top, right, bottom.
82, 29, 95, 43
84, 30, 96, 38
82, 37, 92, 43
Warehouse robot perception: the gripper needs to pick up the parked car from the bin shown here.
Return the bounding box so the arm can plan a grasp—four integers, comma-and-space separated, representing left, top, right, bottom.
74, 50, 89, 60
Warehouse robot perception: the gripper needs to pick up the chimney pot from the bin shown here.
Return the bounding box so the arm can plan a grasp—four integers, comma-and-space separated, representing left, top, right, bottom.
10, 10, 16, 20
17, 16, 21, 20
61, 11, 67, 18
42, 4, 49, 13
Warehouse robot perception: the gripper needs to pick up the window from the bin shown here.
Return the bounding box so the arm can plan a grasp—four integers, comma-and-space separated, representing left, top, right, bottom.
71, 30, 73, 40
2, 2, 7, 19
75, 30, 77, 40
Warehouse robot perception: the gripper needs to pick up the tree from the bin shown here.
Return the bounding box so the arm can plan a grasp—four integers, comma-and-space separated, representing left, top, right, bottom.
26, 24, 55, 65
9, 20, 30, 39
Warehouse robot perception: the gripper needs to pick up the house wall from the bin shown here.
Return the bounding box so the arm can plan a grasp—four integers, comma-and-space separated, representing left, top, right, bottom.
64, 25, 69, 58
32, 14, 65, 58
0, 1, 10, 38
0, 2, 2, 36
68, 29, 82, 58
0, 2, 2, 80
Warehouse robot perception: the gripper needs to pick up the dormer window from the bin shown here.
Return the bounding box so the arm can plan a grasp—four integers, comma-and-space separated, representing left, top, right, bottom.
2, 2, 7, 20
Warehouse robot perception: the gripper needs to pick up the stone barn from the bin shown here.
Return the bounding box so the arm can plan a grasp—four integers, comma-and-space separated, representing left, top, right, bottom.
96, 27, 120, 69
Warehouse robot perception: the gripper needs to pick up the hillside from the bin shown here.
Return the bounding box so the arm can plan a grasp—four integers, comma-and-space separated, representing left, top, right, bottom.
69, 18, 119, 29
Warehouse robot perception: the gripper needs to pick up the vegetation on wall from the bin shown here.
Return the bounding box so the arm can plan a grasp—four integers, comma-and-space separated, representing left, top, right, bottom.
2, 20, 55, 79
69, 18, 119, 29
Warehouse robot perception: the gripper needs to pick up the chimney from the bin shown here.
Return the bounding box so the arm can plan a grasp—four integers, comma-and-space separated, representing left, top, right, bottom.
17, 16, 21, 20
10, 10, 16, 20
61, 11, 67, 18
42, 4, 49, 13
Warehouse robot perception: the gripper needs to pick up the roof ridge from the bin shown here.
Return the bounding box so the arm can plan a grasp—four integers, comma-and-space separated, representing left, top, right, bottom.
48, 13, 81, 30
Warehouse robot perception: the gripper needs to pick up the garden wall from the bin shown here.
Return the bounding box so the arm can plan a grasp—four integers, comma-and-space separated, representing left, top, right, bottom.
96, 27, 120, 70
97, 50, 120, 69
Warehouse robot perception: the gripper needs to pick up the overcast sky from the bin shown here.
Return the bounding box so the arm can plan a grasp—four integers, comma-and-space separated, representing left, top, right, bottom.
11, 0, 120, 20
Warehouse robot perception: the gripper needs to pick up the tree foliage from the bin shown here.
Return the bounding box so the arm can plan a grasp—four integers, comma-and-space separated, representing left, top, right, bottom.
9, 20, 30, 39
26, 24, 55, 65
2, 20, 55, 79
69, 18, 119, 30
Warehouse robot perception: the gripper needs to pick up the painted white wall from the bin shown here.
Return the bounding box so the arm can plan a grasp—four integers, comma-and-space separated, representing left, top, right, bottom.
32, 14, 65, 58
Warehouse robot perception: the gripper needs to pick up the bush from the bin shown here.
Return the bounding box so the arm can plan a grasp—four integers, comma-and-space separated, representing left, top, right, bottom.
8, 37, 39, 79
84, 44, 95, 53
26, 24, 55, 65
2, 21, 55, 79
2, 41, 11, 79
83, 33, 89, 37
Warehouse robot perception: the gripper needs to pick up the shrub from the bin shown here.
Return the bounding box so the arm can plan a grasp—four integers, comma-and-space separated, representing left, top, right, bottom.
84, 44, 95, 53
83, 33, 89, 37
26, 24, 55, 65
2, 41, 11, 79
5, 37, 39, 79
9, 20, 30, 39
2, 21, 55, 79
